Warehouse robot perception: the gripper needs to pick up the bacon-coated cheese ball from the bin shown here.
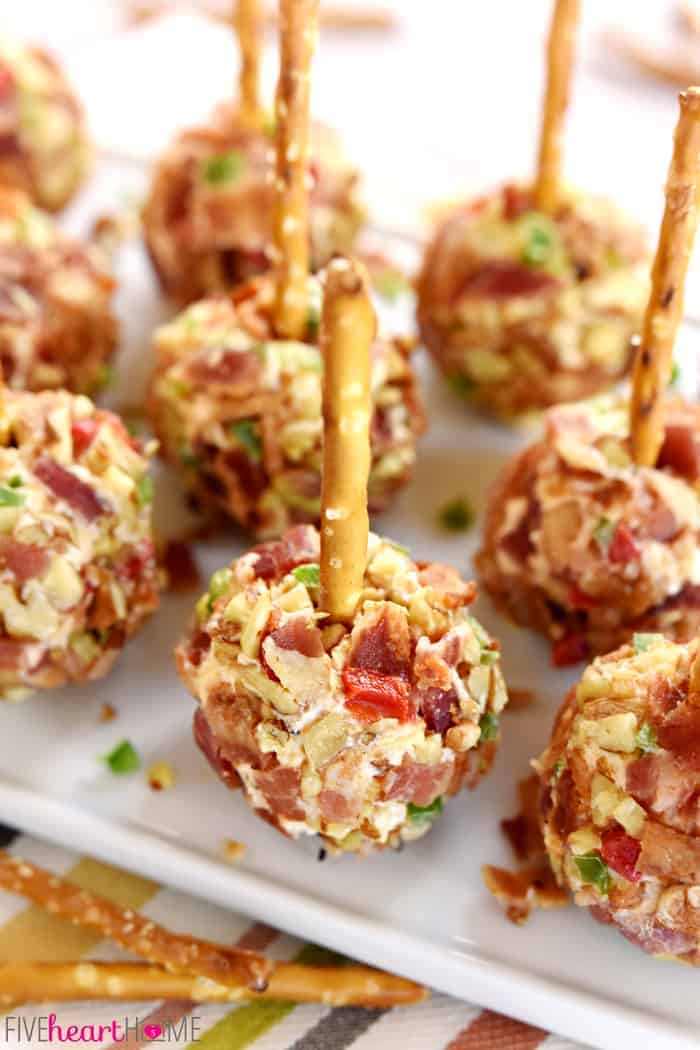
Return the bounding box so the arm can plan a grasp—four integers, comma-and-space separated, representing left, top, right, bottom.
177, 526, 509, 854
417, 185, 649, 416
476, 396, 700, 665
148, 276, 424, 539
0, 389, 159, 700
0, 37, 90, 211
0, 190, 117, 394
538, 633, 700, 963
142, 103, 364, 306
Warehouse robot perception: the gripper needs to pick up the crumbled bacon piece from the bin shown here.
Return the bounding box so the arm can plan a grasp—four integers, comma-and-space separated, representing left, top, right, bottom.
348, 604, 411, 678
420, 686, 455, 733
35, 458, 106, 521
267, 617, 324, 658
0, 539, 48, 582
551, 634, 588, 667
160, 539, 201, 593
501, 184, 531, 220
658, 424, 700, 480
457, 261, 560, 300
482, 863, 568, 925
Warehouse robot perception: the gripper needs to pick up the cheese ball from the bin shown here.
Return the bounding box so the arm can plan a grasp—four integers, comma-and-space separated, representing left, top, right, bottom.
0, 37, 90, 211
416, 185, 648, 416
0, 389, 159, 700
142, 103, 364, 306
0, 190, 117, 394
538, 633, 700, 963
476, 396, 700, 665
148, 276, 424, 539
177, 526, 509, 855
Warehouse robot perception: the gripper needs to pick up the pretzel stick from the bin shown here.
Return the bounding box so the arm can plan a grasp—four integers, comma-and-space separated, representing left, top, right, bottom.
319, 258, 374, 624
234, 0, 263, 127
0, 852, 271, 991
0, 960, 427, 1007
272, 0, 318, 338
630, 87, 700, 467
534, 0, 581, 213
125, 3, 396, 31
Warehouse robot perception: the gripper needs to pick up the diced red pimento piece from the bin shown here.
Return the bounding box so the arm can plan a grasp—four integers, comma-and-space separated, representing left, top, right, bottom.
0, 539, 49, 582
608, 523, 640, 564
71, 418, 99, 457
567, 584, 598, 610
551, 634, 589, 668
342, 666, 413, 723
35, 458, 106, 522
601, 826, 641, 883
458, 261, 560, 300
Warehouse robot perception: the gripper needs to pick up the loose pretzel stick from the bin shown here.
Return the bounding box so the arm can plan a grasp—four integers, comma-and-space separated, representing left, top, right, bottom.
534, 0, 581, 213
0, 961, 427, 1007
234, 0, 263, 127
0, 852, 271, 991
630, 87, 700, 467
319, 258, 375, 624
273, 0, 318, 339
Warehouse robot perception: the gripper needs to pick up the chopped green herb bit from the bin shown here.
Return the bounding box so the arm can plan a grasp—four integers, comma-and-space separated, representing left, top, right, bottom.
447, 373, 475, 399
102, 739, 140, 775
374, 269, 410, 303
230, 419, 262, 462
479, 711, 500, 741
407, 796, 443, 825
636, 722, 658, 755
203, 149, 245, 185
0, 486, 25, 507
292, 563, 320, 587
669, 361, 681, 388
633, 632, 663, 654
479, 647, 500, 666
521, 222, 554, 267
593, 516, 615, 554
574, 851, 612, 895
208, 568, 232, 606
7, 475, 22, 488
307, 304, 320, 340
136, 475, 153, 507
438, 498, 475, 532
388, 541, 410, 556
551, 757, 566, 784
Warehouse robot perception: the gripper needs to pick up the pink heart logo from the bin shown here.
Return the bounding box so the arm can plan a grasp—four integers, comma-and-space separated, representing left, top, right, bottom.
143, 1025, 163, 1040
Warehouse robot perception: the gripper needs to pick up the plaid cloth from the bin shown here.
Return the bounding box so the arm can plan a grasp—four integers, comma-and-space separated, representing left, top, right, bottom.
0, 826, 588, 1049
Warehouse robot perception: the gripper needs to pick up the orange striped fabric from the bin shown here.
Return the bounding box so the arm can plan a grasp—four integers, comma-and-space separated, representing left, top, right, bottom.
445, 1009, 548, 1050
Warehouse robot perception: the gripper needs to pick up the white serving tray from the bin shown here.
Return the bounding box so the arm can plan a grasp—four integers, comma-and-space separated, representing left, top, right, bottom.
2, 164, 700, 1050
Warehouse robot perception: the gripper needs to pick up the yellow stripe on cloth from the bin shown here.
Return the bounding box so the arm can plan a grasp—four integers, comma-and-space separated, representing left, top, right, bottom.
189, 945, 344, 1050
0, 857, 158, 962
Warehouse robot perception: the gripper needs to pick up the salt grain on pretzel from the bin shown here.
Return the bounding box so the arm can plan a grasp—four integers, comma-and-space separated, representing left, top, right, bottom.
631, 87, 700, 467
0, 852, 270, 990
273, 0, 318, 338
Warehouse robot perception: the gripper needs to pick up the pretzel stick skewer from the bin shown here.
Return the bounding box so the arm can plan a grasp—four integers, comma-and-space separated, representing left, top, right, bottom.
0, 960, 427, 1008
319, 258, 375, 624
534, 0, 581, 213
273, 0, 318, 338
0, 852, 271, 991
235, 0, 263, 127
630, 87, 700, 467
